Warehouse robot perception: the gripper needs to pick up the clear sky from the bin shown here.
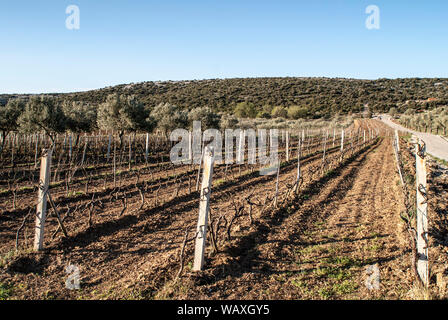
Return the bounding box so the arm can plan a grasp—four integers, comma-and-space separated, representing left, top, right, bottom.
1, 0, 447, 93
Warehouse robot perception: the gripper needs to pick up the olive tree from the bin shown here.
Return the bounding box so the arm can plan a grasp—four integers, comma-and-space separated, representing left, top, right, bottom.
234, 102, 257, 118
97, 94, 155, 146
18, 96, 67, 145
287, 106, 308, 119
389, 107, 398, 117
63, 100, 97, 147
0, 98, 25, 152
188, 106, 221, 130
271, 106, 288, 119
150, 102, 188, 136
220, 114, 238, 129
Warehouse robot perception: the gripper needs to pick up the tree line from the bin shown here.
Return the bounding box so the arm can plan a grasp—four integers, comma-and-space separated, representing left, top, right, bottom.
0, 94, 224, 152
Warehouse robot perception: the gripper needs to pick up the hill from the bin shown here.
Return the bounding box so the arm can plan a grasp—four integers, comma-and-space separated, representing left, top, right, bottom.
1, 77, 447, 118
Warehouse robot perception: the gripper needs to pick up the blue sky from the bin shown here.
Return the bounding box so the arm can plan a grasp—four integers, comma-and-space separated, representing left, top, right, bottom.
0, 0, 447, 93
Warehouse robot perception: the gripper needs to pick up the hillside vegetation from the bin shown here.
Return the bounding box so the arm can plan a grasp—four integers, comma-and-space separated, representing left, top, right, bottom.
1, 77, 448, 118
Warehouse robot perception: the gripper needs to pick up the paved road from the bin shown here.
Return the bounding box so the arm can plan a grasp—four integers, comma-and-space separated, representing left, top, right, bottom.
378, 115, 448, 162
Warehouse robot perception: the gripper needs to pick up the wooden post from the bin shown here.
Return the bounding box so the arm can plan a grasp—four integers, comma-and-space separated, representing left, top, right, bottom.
340, 129, 345, 161
237, 130, 245, 164
145, 133, 149, 163
333, 128, 336, 148
321, 132, 327, 174
395, 130, 400, 152
33, 148, 53, 251
393, 134, 405, 186
294, 137, 302, 194
68, 134, 72, 163
415, 137, 429, 287
193, 146, 215, 271
81, 135, 88, 167
188, 132, 193, 163
11, 132, 15, 166
128, 135, 132, 170
113, 140, 117, 188
273, 163, 280, 208
195, 142, 205, 192
107, 134, 112, 162
34, 134, 39, 169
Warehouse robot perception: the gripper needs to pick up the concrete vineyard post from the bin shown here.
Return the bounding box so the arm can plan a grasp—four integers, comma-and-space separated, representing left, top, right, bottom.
33, 148, 53, 251
415, 137, 429, 287
193, 146, 215, 271
286, 131, 289, 162
340, 129, 344, 161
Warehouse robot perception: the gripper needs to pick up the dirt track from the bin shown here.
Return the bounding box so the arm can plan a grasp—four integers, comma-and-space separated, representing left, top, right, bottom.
379, 114, 448, 162
172, 134, 415, 299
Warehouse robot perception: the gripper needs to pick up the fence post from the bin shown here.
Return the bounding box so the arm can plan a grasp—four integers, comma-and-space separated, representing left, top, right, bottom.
193, 146, 215, 271
392, 133, 405, 186
237, 130, 245, 164
34, 134, 39, 169
144, 133, 149, 163
188, 132, 193, 163
107, 134, 112, 162
33, 148, 53, 251
415, 137, 429, 287
340, 129, 345, 161
68, 134, 72, 163
321, 132, 327, 174
273, 163, 280, 208
294, 136, 302, 194
113, 140, 117, 188
128, 134, 132, 170
11, 132, 15, 166
285, 131, 289, 162
333, 128, 336, 148
395, 130, 400, 152
81, 135, 88, 167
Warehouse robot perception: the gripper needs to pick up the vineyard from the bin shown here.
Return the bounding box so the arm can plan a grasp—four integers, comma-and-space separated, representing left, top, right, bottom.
0, 118, 447, 300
